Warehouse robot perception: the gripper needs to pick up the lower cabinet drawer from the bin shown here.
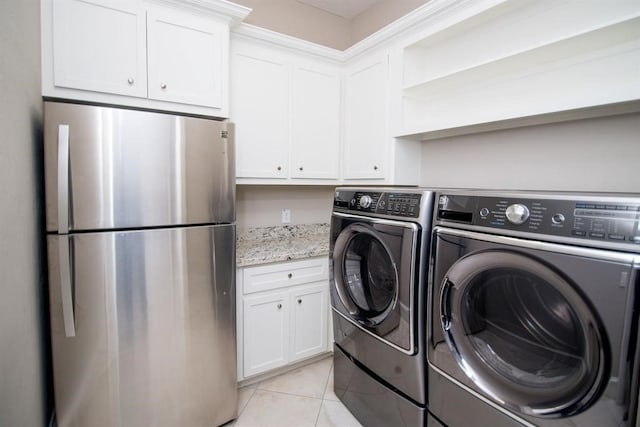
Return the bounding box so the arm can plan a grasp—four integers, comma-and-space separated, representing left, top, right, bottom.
242, 257, 328, 294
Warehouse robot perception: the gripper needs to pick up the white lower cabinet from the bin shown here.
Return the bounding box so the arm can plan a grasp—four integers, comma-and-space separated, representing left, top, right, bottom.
290, 284, 328, 361
238, 257, 330, 379
243, 291, 289, 376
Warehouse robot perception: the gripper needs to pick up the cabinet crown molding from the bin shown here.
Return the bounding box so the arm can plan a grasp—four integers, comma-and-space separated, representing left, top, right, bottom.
149, 0, 251, 24
232, 23, 344, 62
232, 0, 505, 62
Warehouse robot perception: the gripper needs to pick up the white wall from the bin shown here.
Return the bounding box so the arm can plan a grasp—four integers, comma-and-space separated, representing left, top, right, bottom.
236, 186, 334, 233
0, 0, 51, 425
419, 113, 640, 193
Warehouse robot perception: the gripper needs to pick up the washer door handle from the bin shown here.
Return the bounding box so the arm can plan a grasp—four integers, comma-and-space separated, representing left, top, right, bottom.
440, 278, 454, 332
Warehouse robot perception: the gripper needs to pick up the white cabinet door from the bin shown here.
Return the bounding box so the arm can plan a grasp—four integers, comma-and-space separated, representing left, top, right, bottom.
147, 5, 226, 108
290, 283, 328, 363
344, 54, 388, 180
243, 292, 289, 377
290, 63, 341, 180
52, 0, 147, 97
237, 257, 330, 379
231, 44, 289, 179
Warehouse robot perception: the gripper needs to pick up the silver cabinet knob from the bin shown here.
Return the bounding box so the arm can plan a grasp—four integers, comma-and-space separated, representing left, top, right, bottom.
127, 78, 134, 85
160, 83, 167, 89
277, 303, 282, 309
297, 299, 302, 304
277, 166, 282, 171
287, 273, 292, 279
373, 165, 378, 170
299, 167, 303, 171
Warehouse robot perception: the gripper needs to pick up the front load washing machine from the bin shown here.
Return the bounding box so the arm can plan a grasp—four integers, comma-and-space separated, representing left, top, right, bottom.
428, 190, 640, 426
330, 187, 437, 426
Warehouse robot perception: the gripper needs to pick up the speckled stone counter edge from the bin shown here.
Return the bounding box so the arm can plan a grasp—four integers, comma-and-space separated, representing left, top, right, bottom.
236, 223, 330, 267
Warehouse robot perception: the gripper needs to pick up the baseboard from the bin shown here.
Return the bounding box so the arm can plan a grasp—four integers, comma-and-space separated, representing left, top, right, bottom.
238, 351, 333, 388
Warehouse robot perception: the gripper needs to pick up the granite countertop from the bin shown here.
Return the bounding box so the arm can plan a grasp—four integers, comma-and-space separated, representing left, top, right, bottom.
236, 223, 330, 267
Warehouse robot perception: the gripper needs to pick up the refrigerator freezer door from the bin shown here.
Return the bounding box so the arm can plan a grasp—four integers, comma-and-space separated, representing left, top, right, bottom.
44, 101, 235, 232
47, 224, 237, 427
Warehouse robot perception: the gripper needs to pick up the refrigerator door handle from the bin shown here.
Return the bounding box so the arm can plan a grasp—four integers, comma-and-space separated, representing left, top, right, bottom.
58, 236, 76, 337
58, 124, 70, 234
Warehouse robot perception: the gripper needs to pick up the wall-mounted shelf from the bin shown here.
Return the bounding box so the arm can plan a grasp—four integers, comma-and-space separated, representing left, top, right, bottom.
396, 0, 640, 139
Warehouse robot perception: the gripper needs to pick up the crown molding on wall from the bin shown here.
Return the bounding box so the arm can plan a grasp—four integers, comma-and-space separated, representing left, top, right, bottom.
232, 23, 345, 62
153, 0, 252, 24
231, 0, 506, 62
343, 0, 505, 60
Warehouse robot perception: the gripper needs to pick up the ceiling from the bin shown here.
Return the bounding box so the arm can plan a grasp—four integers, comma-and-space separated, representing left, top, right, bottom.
296, 0, 385, 19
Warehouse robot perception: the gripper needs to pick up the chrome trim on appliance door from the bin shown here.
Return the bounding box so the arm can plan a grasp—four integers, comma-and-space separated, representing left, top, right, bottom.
332, 222, 399, 321
331, 212, 419, 355
435, 234, 609, 418
332, 307, 415, 355
57, 124, 70, 234
57, 235, 75, 338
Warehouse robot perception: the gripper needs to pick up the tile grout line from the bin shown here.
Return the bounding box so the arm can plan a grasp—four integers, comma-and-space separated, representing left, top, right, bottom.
236, 386, 256, 421
236, 358, 335, 426
315, 362, 334, 426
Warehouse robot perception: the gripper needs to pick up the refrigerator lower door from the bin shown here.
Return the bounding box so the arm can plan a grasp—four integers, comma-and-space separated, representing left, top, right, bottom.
47, 224, 236, 427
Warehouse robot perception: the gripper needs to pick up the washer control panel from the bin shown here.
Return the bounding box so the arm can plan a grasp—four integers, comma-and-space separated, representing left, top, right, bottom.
334, 189, 423, 218
437, 192, 640, 249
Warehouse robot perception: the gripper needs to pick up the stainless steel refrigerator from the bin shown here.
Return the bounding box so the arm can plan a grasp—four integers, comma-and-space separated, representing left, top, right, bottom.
44, 101, 237, 427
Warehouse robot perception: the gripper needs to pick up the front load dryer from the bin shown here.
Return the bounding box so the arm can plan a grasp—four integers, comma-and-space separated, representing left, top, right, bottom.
330, 187, 437, 426
428, 190, 640, 427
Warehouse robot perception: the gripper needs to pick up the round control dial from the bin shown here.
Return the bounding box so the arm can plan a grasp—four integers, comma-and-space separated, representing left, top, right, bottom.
359, 195, 373, 209
552, 213, 565, 225
505, 204, 530, 225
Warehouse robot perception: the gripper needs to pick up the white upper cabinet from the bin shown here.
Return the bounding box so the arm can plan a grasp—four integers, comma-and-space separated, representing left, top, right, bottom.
341, 51, 421, 185
230, 35, 341, 184
290, 63, 341, 180
231, 41, 290, 179
146, 4, 226, 108
42, 0, 250, 117
343, 53, 388, 180
51, 0, 147, 98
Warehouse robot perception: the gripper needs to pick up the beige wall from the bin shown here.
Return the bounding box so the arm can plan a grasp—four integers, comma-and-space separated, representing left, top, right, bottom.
350, 0, 428, 45
231, 0, 351, 50
231, 0, 428, 49
236, 186, 335, 233
419, 113, 640, 193
0, 0, 50, 425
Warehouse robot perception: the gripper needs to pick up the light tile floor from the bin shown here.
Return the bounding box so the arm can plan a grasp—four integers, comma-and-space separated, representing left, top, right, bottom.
229, 356, 362, 427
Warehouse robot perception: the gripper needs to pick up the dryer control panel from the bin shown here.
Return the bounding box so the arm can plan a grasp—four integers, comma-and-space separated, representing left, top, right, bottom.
333, 189, 424, 219
436, 191, 640, 251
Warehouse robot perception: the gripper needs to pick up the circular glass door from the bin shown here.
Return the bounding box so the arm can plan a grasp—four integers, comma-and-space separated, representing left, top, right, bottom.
440, 250, 608, 418
333, 223, 398, 327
